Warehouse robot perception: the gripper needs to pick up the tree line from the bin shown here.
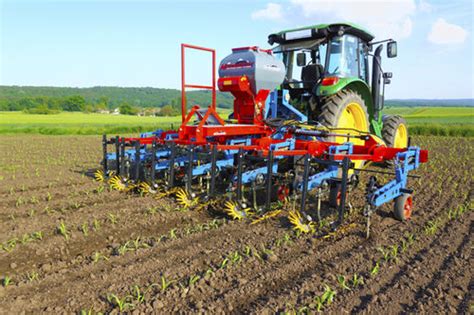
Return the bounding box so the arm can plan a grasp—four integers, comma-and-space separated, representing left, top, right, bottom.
0, 86, 234, 115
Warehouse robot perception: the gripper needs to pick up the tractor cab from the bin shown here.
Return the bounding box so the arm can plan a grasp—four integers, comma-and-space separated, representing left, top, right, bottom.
268, 23, 402, 148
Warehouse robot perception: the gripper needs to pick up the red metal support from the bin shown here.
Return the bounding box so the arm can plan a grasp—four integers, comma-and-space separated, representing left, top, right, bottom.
181, 43, 216, 122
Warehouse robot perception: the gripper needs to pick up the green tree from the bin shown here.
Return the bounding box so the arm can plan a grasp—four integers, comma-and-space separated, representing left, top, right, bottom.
119, 102, 138, 115
63, 95, 86, 111
159, 104, 178, 116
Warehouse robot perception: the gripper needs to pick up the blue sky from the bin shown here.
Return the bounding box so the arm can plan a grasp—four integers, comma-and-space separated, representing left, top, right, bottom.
0, 0, 472, 99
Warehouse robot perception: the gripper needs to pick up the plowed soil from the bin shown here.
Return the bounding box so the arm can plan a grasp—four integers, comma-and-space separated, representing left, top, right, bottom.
0, 135, 472, 314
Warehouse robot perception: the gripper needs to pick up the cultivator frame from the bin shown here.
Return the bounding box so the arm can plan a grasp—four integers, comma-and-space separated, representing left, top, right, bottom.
98, 43, 428, 234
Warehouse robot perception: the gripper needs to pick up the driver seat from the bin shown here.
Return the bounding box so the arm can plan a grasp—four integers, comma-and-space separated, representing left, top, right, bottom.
301, 64, 324, 91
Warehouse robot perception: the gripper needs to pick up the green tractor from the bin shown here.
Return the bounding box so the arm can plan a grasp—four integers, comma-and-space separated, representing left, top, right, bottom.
268, 23, 408, 152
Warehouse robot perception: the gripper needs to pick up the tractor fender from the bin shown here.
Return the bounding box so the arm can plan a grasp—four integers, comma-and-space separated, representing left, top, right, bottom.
316, 77, 374, 118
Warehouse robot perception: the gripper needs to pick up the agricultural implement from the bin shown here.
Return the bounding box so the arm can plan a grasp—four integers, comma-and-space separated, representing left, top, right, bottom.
97, 23, 428, 234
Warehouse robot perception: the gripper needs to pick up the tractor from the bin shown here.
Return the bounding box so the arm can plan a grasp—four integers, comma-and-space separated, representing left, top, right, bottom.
267, 23, 406, 152
97, 23, 427, 234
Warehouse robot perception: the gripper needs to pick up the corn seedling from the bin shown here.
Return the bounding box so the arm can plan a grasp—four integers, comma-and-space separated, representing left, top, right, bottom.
230, 251, 242, 264
57, 221, 70, 240
169, 229, 177, 239
3, 276, 12, 287
160, 276, 175, 292
107, 213, 118, 225
81, 223, 89, 236
390, 244, 399, 261
21, 234, 32, 244
31, 231, 43, 241
188, 275, 200, 287
220, 257, 229, 269
92, 252, 109, 263
371, 261, 380, 277
28, 209, 35, 217
107, 294, 134, 312
424, 220, 440, 235
26, 271, 39, 282
351, 273, 364, 288
378, 247, 390, 262
93, 219, 100, 231
337, 275, 351, 291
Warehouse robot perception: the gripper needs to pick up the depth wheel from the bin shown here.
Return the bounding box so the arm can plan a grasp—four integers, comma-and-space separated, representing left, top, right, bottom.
394, 193, 413, 221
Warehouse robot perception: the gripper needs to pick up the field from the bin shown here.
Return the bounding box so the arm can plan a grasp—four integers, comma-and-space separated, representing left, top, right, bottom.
0, 134, 472, 313
1, 106, 472, 136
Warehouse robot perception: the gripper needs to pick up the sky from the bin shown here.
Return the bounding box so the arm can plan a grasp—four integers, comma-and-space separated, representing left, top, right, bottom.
0, 0, 472, 99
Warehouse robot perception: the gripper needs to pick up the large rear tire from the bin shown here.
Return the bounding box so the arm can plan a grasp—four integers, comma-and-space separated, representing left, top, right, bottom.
318, 90, 369, 169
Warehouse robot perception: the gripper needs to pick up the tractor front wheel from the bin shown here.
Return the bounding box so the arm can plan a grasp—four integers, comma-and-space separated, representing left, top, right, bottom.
382, 115, 408, 148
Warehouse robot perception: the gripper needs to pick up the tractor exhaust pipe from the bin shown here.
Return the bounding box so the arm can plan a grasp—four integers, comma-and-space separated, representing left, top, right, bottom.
371, 44, 383, 120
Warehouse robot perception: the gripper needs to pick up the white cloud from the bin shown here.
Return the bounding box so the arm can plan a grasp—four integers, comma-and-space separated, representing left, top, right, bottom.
428, 18, 468, 44
289, 0, 417, 40
418, 0, 432, 13
251, 3, 283, 21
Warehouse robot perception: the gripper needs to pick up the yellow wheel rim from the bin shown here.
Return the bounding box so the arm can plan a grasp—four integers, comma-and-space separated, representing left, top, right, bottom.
394, 123, 408, 148
336, 102, 368, 169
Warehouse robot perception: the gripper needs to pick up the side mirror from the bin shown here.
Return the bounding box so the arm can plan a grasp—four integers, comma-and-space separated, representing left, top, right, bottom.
387, 41, 397, 58
296, 52, 306, 67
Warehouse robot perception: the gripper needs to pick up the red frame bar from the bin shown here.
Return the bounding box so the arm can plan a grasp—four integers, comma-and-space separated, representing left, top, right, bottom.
181, 43, 216, 122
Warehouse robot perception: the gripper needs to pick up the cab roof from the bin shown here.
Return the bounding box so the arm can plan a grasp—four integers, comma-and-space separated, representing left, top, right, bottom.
268, 23, 375, 45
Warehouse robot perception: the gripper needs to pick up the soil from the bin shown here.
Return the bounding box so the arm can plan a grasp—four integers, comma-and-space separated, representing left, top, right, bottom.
0, 135, 472, 314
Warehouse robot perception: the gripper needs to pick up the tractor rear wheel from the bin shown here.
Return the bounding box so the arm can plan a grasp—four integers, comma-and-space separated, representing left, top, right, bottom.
318, 90, 369, 169
382, 115, 408, 148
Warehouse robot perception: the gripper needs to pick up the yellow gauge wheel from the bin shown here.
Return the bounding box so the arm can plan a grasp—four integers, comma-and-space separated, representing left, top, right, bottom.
394, 122, 408, 148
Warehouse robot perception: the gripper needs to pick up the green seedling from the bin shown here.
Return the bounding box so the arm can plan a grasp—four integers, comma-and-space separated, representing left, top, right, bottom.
28, 209, 35, 217
107, 294, 134, 312
220, 257, 229, 269
371, 261, 380, 276
21, 234, 32, 244
57, 221, 70, 240
205, 268, 214, 277
243, 245, 251, 257
351, 273, 364, 288
424, 220, 439, 235
3, 276, 12, 287
81, 223, 89, 236
92, 252, 109, 263
230, 251, 242, 264
46, 192, 52, 201
390, 244, 399, 261
108, 213, 118, 225
131, 285, 145, 304
160, 276, 175, 292
26, 271, 39, 282
188, 275, 200, 287
169, 229, 177, 239
378, 247, 390, 262
93, 219, 100, 231
337, 275, 351, 291
118, 242, 131, 256
31, 231, 43, 241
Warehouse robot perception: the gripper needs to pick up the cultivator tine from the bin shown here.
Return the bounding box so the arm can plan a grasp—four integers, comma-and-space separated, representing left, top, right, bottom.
236, 147, 244, 201
115, 135, 120, 175
102, 134, 108, 176
300, 154, 310, 215
209, 144, 217, 197
265, 150, 274, 211
168, 142, 176, 189
134, 140, 140, 182
186, 145, 194, 195
336, 157, 350, 227
151, 139, 157, 186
